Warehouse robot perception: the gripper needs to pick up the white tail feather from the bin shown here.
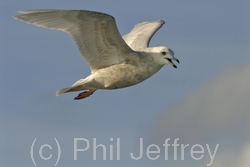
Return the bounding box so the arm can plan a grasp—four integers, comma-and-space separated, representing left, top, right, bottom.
56, 87, 71, 96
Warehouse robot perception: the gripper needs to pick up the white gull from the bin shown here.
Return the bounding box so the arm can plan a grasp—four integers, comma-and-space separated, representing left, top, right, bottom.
14, 10, 179, 100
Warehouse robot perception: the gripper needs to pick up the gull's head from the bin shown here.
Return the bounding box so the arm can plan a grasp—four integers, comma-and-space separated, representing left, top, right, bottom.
151, 46, 179, 68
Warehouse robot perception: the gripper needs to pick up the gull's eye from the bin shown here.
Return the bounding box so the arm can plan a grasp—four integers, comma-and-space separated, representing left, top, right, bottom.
161, 51, 167, 55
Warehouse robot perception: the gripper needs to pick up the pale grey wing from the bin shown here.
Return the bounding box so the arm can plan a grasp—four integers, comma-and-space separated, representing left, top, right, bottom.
14, 10, 134, 72
122, 20, 165, 50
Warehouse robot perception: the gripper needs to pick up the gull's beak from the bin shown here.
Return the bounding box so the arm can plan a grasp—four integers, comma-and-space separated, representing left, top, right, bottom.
174, 57, 180, 64
166, 57, 180, 69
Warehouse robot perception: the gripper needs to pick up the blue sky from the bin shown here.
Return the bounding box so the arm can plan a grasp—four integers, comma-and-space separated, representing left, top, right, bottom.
1, 0, 250, 167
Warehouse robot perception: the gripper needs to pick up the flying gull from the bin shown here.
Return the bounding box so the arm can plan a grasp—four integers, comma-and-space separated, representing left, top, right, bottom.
14, 10, 179, 100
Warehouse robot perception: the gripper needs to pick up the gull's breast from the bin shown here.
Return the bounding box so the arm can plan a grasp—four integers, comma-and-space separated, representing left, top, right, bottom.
93, 63, 156, 89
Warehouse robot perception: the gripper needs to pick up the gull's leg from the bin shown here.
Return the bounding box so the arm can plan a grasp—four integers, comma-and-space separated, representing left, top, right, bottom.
74, 90, 96, 100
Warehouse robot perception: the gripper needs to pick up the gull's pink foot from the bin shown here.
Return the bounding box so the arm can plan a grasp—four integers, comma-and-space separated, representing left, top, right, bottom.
74, 90, 96, 100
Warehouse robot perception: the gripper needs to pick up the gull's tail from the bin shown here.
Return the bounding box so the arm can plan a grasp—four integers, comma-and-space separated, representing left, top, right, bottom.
56, 87, 72, 96
56, 77, 92, 96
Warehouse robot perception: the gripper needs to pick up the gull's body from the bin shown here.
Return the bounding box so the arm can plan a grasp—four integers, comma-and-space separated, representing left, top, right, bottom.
14, 10, 179, 100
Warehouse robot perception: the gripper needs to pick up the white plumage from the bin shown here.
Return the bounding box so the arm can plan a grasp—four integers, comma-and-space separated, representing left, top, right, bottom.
14, 10, 179, 100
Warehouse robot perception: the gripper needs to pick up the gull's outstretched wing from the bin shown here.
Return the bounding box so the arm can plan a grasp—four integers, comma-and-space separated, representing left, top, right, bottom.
14, 10, 134, 72
122, 20, 165, 50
